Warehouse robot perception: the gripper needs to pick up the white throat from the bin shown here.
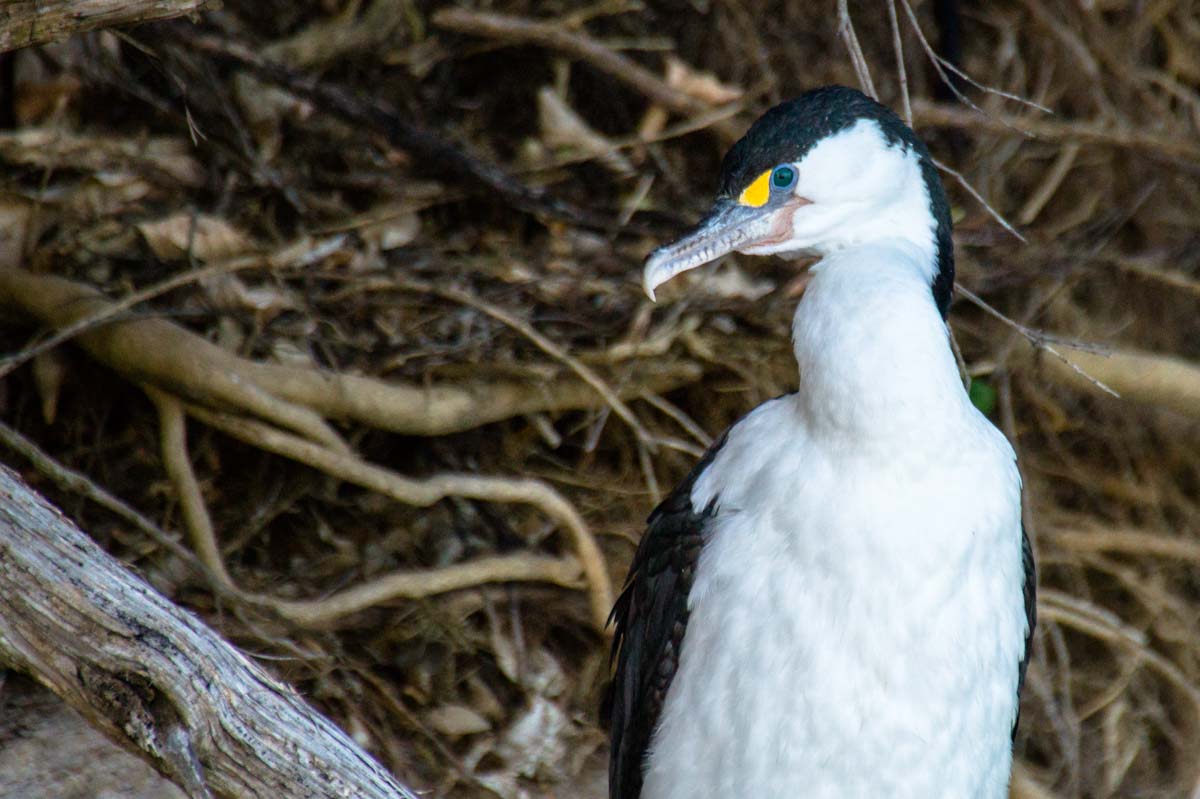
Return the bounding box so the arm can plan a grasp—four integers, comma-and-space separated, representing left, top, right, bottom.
791, 240, 967, 443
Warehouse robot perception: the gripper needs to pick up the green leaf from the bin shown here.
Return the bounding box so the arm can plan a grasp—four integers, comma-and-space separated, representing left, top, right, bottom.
969, 378, 998, 416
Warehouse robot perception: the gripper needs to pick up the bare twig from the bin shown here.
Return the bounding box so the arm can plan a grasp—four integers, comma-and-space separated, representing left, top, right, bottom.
956, 285, 1119, 397
411, 279, 658, 451
886, 0, 911, 125
1018, 142, 1081, 225
898, 0, 1051, 114
933, 157, 1026, 243
836, 0, 878, 100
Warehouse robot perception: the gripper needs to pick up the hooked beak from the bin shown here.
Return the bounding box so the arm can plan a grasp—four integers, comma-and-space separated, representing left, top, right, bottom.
642, 199, 783, 301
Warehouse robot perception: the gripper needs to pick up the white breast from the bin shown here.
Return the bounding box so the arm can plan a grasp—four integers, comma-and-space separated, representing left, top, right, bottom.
642, 396, 1025, 799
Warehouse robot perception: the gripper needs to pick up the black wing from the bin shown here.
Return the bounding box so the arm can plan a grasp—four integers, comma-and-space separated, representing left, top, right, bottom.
1013, 524, 1036, 740
604, 434, 727, 799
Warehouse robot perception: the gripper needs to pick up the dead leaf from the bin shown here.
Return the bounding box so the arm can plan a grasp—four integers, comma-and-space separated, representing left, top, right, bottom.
357, 207, 421, 251
538, 87, 633, 176
138, 213, 255, 262
494, 696, 570, 780
32, 351, 67, 425
665, 56, 743, 104
426, 704, 492, 738
0, 129, 204, 187
0, 196, 34, 270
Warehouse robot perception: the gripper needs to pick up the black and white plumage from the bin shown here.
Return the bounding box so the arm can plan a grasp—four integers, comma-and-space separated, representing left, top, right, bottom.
606, 87, 1035, 799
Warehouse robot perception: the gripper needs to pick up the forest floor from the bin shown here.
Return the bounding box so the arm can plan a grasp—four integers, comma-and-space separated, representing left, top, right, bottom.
2, 1, 1200, 797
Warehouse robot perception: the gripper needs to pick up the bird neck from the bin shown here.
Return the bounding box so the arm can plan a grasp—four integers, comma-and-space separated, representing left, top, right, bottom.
791, 240, 968, 444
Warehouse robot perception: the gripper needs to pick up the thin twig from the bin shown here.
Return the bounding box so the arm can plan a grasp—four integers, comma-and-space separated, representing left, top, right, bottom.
934, 157, 1026, 243
955, 285, 1119, 397
836, 0, 878, 100
639, 391, 712, 449
912, 99, 1200, 165
408, 279, 659, 452
886, 0, 912, 125
898, 0, 1051, 114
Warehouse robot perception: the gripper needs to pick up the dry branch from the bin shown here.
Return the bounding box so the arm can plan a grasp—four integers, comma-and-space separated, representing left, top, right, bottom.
0, 465, 420, 799
0, 0, 212, 53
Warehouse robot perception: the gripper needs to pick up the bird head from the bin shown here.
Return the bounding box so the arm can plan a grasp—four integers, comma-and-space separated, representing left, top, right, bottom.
642, 86, 954, 316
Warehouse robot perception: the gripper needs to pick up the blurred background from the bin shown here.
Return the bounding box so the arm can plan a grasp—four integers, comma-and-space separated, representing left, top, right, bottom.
1, 1, 1199, 797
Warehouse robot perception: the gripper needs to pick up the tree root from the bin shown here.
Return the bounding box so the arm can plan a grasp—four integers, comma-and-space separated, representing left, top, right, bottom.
185, 402, 613, 631
146, 386, 237, 592
0, 268, 702, 435
0, 266, 632, 631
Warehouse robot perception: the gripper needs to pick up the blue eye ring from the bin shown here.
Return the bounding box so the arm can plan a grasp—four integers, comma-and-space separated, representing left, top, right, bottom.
771, 165, 796, 189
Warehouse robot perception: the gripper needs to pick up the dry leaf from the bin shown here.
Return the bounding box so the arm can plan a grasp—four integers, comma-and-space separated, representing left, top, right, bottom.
0, 129, 204, 187
0, 196, 33, 270
494, 696, 570, 780
665, 56, 743, 104
138, 213, 255, 262
32, 351, 67, 425
233, 74, 315, 160
426, 704, 492, 738
358, 207, 421, 251
538, 87, 633, 176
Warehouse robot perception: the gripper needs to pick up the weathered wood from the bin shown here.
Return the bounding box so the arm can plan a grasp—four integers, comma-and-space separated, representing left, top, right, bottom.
0, 465, 419, 799
0, 674, 187, 799
0, 0, 213, 53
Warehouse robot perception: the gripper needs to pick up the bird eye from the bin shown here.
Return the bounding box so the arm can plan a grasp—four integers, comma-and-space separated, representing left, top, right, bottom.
771, 165, 796, 189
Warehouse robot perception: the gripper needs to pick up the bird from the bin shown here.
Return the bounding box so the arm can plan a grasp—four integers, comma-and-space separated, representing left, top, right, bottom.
605, 86, 1035, 799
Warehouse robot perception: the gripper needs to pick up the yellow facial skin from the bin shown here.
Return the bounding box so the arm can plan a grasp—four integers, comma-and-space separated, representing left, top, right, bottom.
736, 169, 773, 208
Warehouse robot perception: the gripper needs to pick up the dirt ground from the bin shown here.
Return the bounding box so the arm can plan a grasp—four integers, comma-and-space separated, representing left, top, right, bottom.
1, 1, 1200, 797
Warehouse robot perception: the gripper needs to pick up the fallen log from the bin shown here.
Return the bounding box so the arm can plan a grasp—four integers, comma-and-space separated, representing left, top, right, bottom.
0, 464, 420, 799
0, 0, 213, 53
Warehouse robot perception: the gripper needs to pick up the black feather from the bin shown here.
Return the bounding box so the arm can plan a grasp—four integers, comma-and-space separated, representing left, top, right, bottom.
716, 86, 955, 318
605, 432, 727, 799
1014, 525, 1037, 740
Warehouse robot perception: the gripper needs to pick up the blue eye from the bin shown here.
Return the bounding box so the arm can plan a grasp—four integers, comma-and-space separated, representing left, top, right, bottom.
771, 165, 796, 189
